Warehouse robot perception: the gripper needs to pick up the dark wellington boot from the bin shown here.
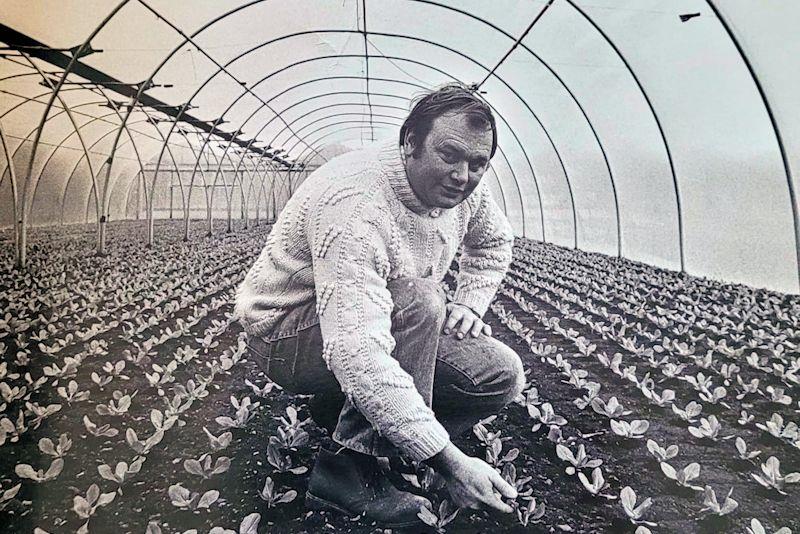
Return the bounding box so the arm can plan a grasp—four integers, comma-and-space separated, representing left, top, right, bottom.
305, 447, 432, 528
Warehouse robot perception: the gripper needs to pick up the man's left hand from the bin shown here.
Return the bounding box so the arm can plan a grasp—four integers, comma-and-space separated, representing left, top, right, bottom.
443, 303, 492, 339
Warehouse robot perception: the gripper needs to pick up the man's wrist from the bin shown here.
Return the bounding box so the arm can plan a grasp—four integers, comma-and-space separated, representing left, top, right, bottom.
425, 442, 463, 476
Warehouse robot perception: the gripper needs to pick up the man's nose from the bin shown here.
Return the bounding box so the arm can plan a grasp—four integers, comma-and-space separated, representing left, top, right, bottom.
450, 160, 469, 185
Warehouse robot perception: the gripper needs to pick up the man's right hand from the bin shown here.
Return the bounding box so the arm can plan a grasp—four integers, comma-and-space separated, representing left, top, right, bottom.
428, 442, 517, 513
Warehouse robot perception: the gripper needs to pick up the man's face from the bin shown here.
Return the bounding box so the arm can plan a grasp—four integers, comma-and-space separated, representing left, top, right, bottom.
404, 112, 493, 209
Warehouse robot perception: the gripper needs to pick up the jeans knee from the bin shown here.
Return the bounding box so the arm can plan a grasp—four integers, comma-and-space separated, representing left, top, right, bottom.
387, 277, 446, 323
495, 343, 526, 403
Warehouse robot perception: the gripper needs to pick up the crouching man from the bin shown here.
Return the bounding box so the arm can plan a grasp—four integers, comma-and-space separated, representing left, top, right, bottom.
234, 83, 525, 528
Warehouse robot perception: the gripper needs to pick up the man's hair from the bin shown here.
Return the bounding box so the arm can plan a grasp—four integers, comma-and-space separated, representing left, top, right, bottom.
399, 82, 497, 159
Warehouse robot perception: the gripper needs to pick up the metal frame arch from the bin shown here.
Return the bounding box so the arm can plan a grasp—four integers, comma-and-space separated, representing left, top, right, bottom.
564, 0, 684, 270
0, 122, 21, 263
162, 30, 543, 238
705, 0, 800, 288
17, 0, 131, 267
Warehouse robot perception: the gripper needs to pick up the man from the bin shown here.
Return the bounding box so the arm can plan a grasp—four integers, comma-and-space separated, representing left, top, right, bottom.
234, 83, 525, 528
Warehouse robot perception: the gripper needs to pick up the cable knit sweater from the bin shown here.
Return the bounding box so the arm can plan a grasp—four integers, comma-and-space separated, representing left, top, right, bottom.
234, 138, 514, 461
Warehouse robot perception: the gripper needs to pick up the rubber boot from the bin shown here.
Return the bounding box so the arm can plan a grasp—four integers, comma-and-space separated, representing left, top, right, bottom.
305, 447, 431, 528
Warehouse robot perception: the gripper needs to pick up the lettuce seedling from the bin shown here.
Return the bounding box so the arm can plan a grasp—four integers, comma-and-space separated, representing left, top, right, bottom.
184, 453, 231, 479
699, 386, 729, 407
95, 391, 133, 416
751, 456, 800, 495
418, 500, 459, 533
756, 414, 798, 441
746, 518, 791, 534
736, 377, 760, 400
73, 483, 116, 532
38, 433, 71, 458
57, 380, 90, 403
168, 483, 219, 510
578, 467, 615, 499
688, 415, 731, 441
660, 462, 703, 491
671, 401, 703, 423
739, 410, 754, 425
556, 443, 602, 475
266, 442, 307, 475
0, 481, 21, 510
502, 462, 533, 500
620, 486, 656, 527
14, 458, 63, 482
203, 427, 233, 452
646, 439, 678, 462
765, 386, 792, 406
574, 382, 601, 411
641, 386, 675, 408
610, 419, 649, 439
699, 485, 738, 516
98, 457, 145, 493
83, 415, 118, 438
516, 497, 545, 527
528, 403, 567, 431
735, 437, 761, 461
258, 476, 297, 508
661, 362, 687, 379
591, 396, 632, 418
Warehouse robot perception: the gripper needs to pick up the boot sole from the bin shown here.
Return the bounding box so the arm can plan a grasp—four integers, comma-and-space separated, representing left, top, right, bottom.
305, 490, 424, 529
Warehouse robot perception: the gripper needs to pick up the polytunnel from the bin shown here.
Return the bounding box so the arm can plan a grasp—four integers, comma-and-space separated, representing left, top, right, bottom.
2, 2, 800, 533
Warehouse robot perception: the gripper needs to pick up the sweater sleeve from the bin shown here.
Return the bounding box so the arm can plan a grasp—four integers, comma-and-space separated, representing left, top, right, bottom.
452, 182, 514, 318
309, 191, 450, 462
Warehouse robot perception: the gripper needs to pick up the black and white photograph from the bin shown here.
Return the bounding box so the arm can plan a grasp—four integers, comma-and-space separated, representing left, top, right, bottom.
1, 1, 799, 532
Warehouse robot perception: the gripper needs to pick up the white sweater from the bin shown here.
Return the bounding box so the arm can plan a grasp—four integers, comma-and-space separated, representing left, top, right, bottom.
234, 138, 514, 461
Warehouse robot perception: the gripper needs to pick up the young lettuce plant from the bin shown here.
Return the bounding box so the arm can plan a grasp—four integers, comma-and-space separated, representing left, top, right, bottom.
258, 476, 297, 508
184, 453, 231, 479
555, 443, 602, 475
574, 382, 601, 410
641, 386, 675, 408
95, 390, 135, 416
591, 396, 632, 419
73, 483, 116, 533
688, 415, 731, 441
14, 458, 64, 483
270, 405, 309, 449
203, 427, 233, 452
516, 497, 546, 527
660, 462, 703, 492
578, 467, 616, 499
646, 439, 679, 463
98, 457, 146, 494
610, 419, 649, 439
528, 403, 567, 432
746, 518, 792, 534
83, 415, 118, 438
756, 414, 798, 441
57, 380, 90, 404
672, 401, 703, 423
0, 480, 21, 511
751, 456, 800, 495
620, 486, 657, 527
168, 483, 219, 510
38, 433, 71, 459
266, 442, 307, 475
216, 396, 260, 430
699, 485, 738, 517
735, 437, 761, 462
417, 500, 459, 533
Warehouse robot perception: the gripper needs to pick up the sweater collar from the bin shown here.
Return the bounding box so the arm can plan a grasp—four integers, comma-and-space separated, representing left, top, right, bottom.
378, 139, 433, 215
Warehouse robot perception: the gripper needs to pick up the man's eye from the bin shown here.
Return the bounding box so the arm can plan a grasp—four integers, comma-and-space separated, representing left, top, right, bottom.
469, 162, 486, 172
439, 151, 458, 164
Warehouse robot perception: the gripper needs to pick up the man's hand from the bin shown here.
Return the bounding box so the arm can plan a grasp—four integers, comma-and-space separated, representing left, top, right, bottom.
428, 443, 517, 513
443, 303, 492, 339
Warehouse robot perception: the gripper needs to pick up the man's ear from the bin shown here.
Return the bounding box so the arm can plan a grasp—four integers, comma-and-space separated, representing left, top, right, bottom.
403, 130, 418, 159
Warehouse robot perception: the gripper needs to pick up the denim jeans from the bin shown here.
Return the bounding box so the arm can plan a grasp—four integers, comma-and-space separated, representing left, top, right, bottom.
246, 277, 525, 459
